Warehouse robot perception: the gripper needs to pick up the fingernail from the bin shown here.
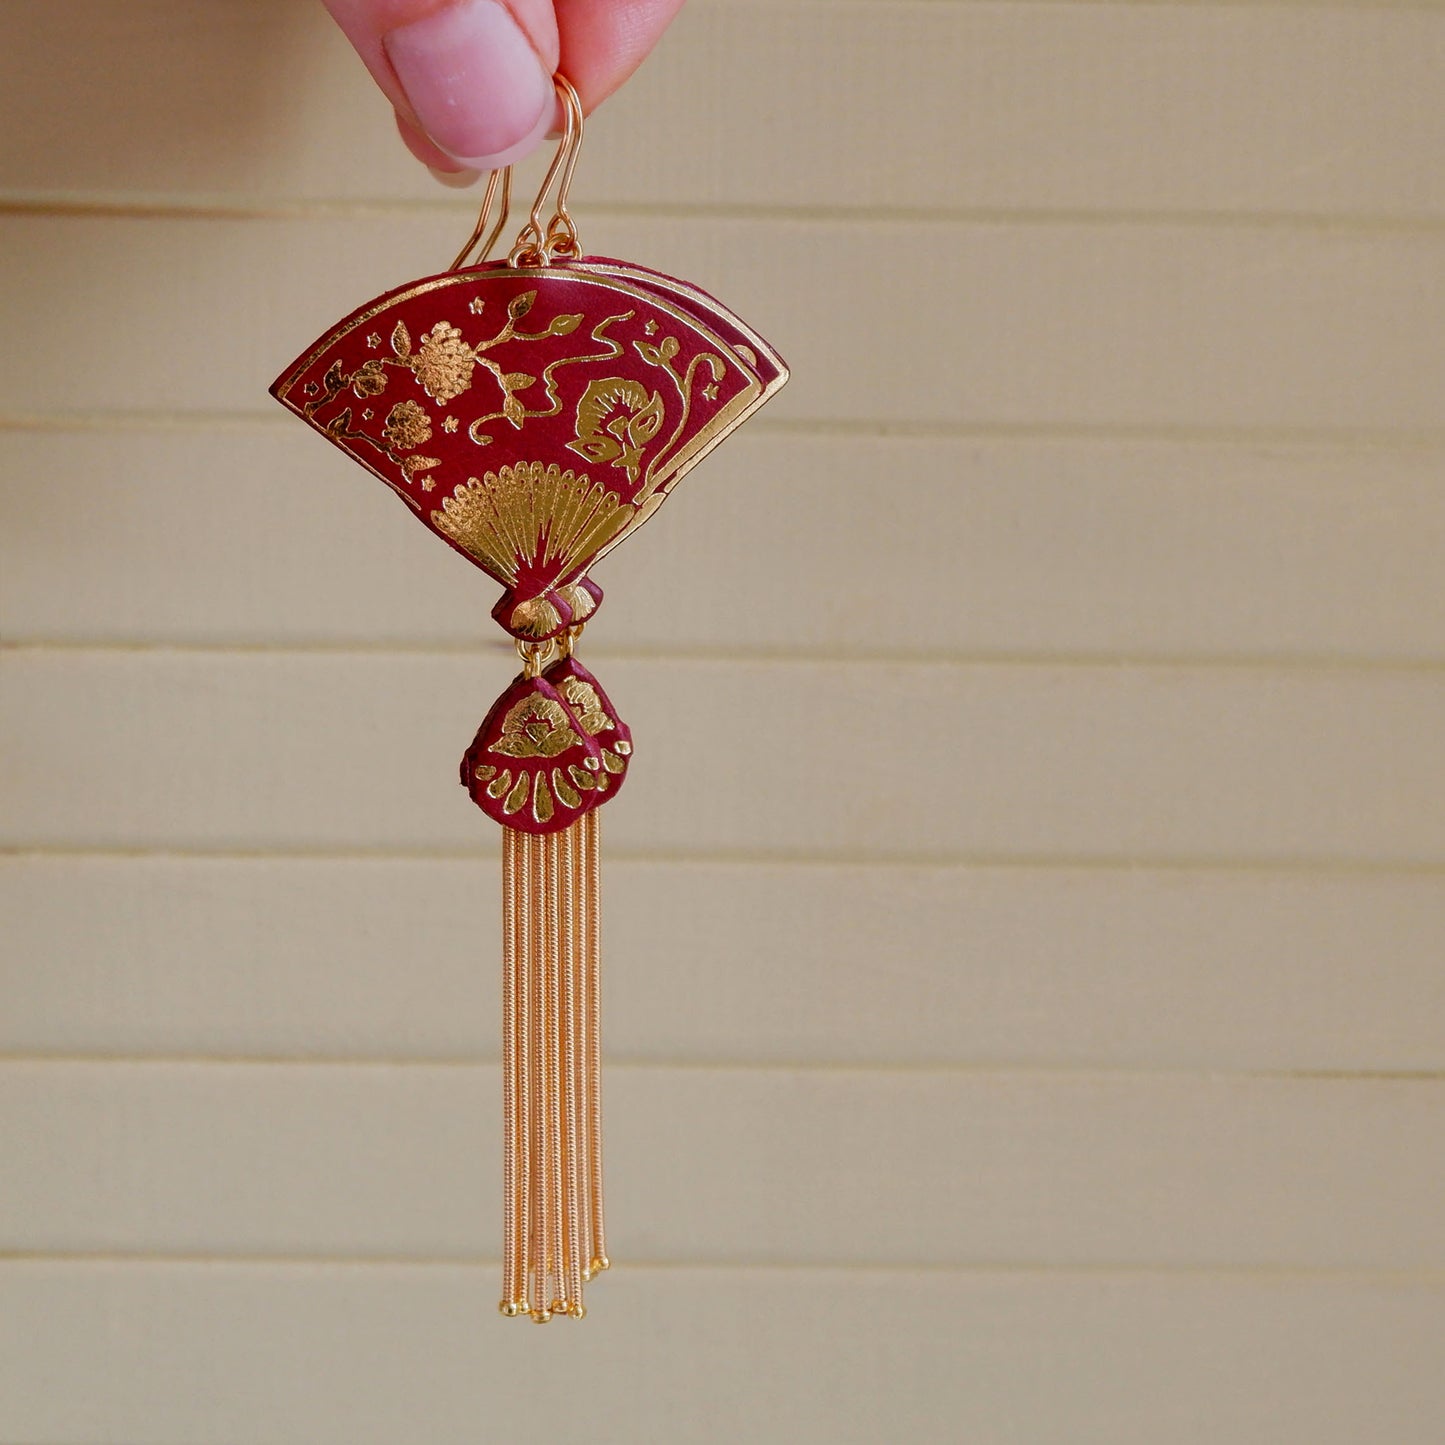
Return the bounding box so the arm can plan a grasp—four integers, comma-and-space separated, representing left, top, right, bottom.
383, 0, 552, 169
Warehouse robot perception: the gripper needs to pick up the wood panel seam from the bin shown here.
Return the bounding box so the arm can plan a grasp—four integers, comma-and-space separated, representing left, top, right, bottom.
3, 1054, 1442, 1082
6, 193, 1445, 235
7, 847, 1445, 876
3, 1252, 1444, 1283
6, 640, 1445, 674
7, 412, 1444, 449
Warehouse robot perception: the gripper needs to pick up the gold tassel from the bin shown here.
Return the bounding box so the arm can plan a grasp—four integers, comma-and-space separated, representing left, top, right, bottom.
582, 807, 608, 1278
500, 816, 603, 1321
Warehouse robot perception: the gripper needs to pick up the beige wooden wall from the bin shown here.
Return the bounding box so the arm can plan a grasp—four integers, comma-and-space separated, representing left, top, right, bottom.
2, 1, 1444, 1439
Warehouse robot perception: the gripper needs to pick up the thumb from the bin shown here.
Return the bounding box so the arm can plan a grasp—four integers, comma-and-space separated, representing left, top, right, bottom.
323, 0, 561, 173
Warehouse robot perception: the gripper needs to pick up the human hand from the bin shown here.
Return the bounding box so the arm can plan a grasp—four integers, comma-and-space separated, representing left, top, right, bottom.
323, 0, 686, 184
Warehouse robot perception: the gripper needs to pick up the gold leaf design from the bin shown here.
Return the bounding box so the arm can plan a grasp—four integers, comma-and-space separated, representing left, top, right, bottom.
555, 583, 599, 624
557, 677, 610, 737
532, 773, 555, 824
431, 462, 628, 589
410, 321, 475, 403
569, 436, 621, 467
473, 764, 497, 782
391, 321, 411, 358
382, 399, 433, 451
508, 291, 537, 321
486, 769, 514, 800
569, 765, 597, 792
600, 749, 626, 775
508, 596, 563, 639
503, 773, 530, 815
635, 336, 680, 368
549, 314, 582, 337
552, 768, 581, 808
491, 693, 581, 759
401, 454, 440, 483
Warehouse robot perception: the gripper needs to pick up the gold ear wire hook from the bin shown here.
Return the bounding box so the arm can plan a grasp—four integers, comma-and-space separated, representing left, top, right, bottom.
510, 74, 585, 267
543, 79, 585, 260
450, 166, 513, 271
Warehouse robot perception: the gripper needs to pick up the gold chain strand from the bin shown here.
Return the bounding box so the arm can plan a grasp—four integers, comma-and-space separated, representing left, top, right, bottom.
527, 831, 552, 1322
583, 807, 609, 1276
501, 814, 598, 1321
541, 830, 558, 1321
534, 830, 550, 1317
514, 826, 535, 1317
499, 828, 522, 1316
576, 808, 592, 1282
574, 816, 594, 1284
559, 820, 586, 1316
544, 831, 567, 1313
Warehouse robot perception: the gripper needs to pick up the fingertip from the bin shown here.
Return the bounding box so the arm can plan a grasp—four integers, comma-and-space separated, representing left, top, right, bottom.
382, 0, 555, 170
554, 0, 687, 112
393, 111, 479, 186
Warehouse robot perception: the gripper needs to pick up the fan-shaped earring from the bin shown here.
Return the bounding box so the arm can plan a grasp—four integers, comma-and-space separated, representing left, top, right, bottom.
271, 74, 787, 1322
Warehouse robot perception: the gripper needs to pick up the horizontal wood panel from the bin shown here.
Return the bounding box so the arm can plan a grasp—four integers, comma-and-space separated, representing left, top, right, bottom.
4, 214, 1442, 430
4, 651, 1443, 863
3, 2, 1443, 220
3, 1262, 1443, 1445
4, 856, 1442, 1073
2, 1062, 1442, 1267
5, 428, 1444, 662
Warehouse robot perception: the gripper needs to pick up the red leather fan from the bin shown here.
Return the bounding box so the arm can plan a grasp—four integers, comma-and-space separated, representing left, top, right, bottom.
272, 256, 785, 642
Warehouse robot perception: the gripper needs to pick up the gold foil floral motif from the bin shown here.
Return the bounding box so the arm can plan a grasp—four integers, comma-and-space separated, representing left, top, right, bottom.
349, 358, 389, 397
557, 677, 611, 737
396, 320, 477, 404
492, 692, 583, 759
382, 399, 433, 451
567, 378, 665, 481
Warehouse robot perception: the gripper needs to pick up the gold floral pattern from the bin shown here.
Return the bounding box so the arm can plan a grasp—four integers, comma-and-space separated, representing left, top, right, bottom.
350, 359, 388, 397
492, 692, 581, 759
277, 269, 788, 599
557, 677, 610, 737
406, 321, 476, 403
382, 400, 433, 451
567, 378, 665, 482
